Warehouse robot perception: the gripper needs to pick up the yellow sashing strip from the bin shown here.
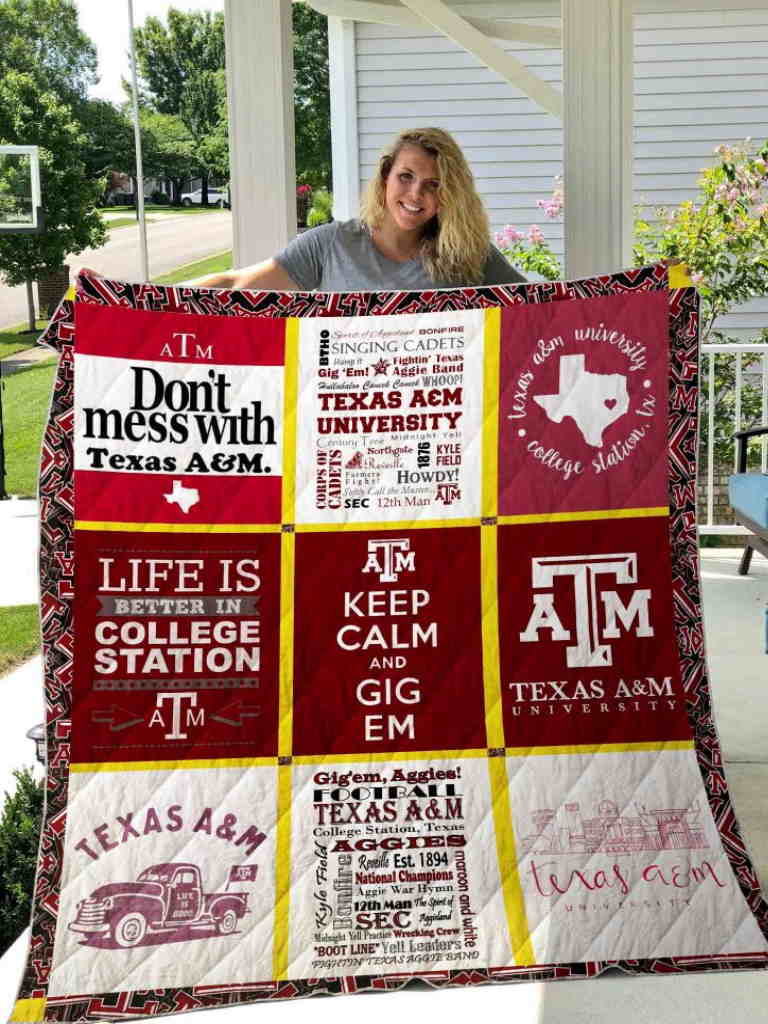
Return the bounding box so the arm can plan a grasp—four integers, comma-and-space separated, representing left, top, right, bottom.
505, 740, 694, 758
481, 524, 504, 749
498, 506, 668, 526
278, 530, 295, 757
296, 517, 480, 533
482, 306, 501, 519
69, 757, 277, 773
74, 521, 281, 533
281, 318, 300, 524
487, 757, 535, 965
668, 264, 693, 288
10, 999, 46, 1023
272, 761, 293, 979
293, 749, 488, 765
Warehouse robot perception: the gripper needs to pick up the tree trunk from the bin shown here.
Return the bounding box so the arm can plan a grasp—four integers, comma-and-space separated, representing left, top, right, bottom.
201, 172, 209, 206
26, 279, 35, 331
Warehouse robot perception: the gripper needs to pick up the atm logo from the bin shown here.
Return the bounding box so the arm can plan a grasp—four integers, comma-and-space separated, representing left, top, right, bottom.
519, 552, 654, 668
362, 538, 415, 583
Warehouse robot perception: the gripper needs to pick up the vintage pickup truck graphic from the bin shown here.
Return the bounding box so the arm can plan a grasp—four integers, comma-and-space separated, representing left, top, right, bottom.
69, 862, 256, 948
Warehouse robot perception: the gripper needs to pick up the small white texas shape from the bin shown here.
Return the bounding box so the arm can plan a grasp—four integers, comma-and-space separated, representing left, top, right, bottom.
163, 479, 200, 514
533, 354, 629, 448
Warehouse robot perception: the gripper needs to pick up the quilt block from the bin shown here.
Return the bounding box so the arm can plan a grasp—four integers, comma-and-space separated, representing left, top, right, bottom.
11, 265, 768, 1023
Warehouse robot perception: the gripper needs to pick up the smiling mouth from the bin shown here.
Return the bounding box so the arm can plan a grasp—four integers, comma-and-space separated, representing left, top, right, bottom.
399, 201, 423, 214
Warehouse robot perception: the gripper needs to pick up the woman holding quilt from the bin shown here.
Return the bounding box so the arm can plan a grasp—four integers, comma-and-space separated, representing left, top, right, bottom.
197, 126, 525, 292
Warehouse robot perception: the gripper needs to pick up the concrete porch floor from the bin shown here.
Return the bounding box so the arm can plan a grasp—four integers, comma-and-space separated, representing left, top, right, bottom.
698, 548, 768, 891
1, 501, 767, 1021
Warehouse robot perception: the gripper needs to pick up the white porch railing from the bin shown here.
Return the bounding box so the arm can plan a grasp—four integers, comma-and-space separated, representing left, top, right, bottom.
699, 343, 768, 535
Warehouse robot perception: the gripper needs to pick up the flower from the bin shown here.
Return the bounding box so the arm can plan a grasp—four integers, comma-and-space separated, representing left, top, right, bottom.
536, 180, 564, 219
527, 224, 545, 245
690, 270, 705, 286
497, 225, 524, 247
296, 184, 312, 196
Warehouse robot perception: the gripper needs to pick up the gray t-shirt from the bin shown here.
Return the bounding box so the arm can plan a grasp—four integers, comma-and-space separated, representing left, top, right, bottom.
275, 218, 525, 291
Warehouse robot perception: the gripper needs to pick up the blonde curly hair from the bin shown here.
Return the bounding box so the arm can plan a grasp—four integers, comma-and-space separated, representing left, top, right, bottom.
359, 127, 492, 286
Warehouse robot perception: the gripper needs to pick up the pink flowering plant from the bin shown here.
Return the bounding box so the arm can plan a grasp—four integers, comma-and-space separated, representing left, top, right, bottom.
633, 138, 768, 467
497, 142, 768, 340
633, 138, 768, 339
494, 178, 563, 281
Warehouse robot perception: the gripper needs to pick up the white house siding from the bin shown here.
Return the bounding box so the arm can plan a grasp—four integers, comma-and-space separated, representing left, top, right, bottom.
348, 1, 768, 336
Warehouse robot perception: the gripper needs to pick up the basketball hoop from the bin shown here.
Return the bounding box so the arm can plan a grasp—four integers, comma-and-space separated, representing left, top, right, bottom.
0, 144, 43, 234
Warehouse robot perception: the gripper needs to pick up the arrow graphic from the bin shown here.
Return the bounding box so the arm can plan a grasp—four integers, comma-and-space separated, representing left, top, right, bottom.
210, 700, 261, 727
91, 705, 144, 732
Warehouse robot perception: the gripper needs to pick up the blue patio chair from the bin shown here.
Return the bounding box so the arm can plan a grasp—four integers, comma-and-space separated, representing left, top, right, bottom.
729, 425, 768, 653
729, 425, 768, 577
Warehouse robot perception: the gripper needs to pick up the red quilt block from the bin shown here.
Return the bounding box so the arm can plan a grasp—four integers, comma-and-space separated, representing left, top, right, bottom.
292, 526, 486, 755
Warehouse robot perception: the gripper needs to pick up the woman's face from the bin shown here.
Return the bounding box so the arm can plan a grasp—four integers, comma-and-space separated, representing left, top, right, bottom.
383, 144, 441, 236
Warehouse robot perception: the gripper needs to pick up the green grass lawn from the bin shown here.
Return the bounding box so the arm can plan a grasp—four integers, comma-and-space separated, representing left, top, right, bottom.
0, 321, 47, 359
106, 216, 156, 230
1, 360, 57, 498
0, 605, 40, 677
153, 205, 228, 215
102, 205, 227, 217
152, 250, 232, 285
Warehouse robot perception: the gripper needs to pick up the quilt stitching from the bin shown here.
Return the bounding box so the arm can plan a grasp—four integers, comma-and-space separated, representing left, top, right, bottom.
14, 267, 768, 1023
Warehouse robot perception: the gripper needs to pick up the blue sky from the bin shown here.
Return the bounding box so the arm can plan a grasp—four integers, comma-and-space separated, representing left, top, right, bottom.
73, 1, 224, 104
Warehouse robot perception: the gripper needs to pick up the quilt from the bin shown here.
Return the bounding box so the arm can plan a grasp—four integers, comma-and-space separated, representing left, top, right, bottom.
11, 264, 768, 1022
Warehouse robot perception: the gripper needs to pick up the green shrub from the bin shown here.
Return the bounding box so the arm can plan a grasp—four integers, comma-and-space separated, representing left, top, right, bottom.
150, 190, 170, 205
0, 767, 44, 955
306, 188, 333, 227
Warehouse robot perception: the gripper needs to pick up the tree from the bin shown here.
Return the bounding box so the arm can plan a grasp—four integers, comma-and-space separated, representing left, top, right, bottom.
133, 8, 226, 203
0, 0, 97, 102
179, 69, 226, 193
0, 0, 105, 326
197, 72, 229, 181
0, 768, 44, 955
76, 99, 136, 190
0, 71, 106, 326
132, 9, 225, 115
139, 111, 197, 205
131, 4, 332, 195
293, 1, 331, 188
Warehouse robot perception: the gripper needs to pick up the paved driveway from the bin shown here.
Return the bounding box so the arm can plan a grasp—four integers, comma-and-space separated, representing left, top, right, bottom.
0, 212, 232, 328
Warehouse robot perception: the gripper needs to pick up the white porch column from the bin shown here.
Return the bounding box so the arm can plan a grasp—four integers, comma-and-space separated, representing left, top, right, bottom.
328, 17, 360, 221
562, 0, 633, 279
224, 0, 296, 267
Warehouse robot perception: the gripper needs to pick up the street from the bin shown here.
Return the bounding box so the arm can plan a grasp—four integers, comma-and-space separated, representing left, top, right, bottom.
0, 211, 233, 328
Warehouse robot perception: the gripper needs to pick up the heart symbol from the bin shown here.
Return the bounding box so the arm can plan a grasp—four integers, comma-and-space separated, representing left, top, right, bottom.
604, 398, 617, 409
